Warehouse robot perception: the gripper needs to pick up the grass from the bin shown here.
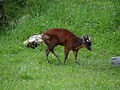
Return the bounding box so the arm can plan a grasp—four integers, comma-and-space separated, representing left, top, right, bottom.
0, 0, 120, 90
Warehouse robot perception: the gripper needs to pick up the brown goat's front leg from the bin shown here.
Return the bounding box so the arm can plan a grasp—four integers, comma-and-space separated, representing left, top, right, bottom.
73, 50, 78, 64
64, 49, 70, 64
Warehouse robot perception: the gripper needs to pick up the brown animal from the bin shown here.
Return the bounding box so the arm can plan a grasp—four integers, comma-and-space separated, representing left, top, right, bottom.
42, 28, 92, 64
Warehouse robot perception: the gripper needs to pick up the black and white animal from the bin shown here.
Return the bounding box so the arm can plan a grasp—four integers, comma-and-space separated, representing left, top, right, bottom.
23, 34, 44, 49
23, 28, 92, 64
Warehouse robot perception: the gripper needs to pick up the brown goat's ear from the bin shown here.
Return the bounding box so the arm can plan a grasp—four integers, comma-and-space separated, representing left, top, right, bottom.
83, 36, 86, 41
87, 35, 89, 38
85, 35, 89, 39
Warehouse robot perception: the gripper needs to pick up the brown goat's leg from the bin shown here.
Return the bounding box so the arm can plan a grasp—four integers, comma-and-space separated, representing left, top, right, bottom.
73, 50, 78, 64
64, 49, 70, 64
52, 51, 60, 61
46, 49, 50, 63
46, 37, 60, 62
49, 49, 60, 61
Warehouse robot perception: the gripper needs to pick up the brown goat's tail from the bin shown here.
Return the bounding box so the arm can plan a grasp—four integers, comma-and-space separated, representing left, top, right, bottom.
42, 34, 51, 40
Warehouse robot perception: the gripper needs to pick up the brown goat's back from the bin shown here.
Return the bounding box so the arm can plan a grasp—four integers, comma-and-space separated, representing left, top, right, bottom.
42, 28, 77, 46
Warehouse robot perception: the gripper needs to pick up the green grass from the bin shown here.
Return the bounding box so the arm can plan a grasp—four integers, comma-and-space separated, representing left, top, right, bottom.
0, 0, 120, 90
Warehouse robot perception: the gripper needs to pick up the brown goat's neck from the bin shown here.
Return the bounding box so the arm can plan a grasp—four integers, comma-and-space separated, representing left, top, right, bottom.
73, 37, 84, 50
77, 37, 84, 45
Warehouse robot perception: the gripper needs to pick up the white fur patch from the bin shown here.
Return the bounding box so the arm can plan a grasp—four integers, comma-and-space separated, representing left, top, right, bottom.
87, 40, 89, 42
28, 34, 43, 43
23, 34, 44, 46
23, 40, 29, 45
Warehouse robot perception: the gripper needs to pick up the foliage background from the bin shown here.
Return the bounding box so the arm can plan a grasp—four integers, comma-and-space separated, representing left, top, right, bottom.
0, 0, 120, 89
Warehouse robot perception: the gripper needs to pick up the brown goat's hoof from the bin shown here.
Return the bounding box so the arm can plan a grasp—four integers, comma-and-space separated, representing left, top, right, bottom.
47, 61, 50, 64
75, 62, 80, 65
74, 63, 76, 64
63, 62, 66, 65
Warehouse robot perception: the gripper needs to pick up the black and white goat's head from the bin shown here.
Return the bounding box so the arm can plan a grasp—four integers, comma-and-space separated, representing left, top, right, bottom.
23, 34, 43, 49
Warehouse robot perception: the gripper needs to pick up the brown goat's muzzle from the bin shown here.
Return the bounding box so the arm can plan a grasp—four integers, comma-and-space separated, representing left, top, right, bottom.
87, 47, 92, 51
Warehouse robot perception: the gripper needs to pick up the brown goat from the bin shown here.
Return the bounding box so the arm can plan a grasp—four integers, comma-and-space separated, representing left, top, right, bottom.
42, 28, 92, 64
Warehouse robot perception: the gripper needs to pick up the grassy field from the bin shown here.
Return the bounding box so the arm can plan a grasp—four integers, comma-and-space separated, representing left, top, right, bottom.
0, 0, 120, 90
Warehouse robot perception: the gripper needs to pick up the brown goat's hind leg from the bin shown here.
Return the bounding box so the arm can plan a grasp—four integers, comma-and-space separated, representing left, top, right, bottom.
50, 50, 60, 62
46, 49, 50, 63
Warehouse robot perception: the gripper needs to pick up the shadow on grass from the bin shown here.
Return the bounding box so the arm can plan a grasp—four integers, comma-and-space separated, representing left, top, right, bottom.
20, 74, 34, 80
43, 58, 120, 73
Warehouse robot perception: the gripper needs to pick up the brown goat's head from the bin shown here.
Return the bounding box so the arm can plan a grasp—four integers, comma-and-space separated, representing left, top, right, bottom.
83, 35, 92, 51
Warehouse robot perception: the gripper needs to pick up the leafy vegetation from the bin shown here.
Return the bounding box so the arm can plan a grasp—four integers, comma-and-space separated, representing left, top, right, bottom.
0, 0, 120, 89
